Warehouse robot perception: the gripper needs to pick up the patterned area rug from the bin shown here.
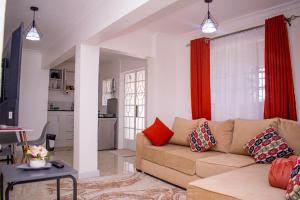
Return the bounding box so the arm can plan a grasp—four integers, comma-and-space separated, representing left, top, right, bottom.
9, 173, 186, 200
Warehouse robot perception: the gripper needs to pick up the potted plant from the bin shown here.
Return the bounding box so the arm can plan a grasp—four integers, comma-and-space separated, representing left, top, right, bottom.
26, 145, 48, 168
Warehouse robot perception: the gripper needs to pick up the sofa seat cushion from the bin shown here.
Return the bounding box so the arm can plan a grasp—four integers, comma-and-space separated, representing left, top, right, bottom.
142, 144, 185, 166
188, 164, 285, 200
164, 148, 222, 175
196, 153, 255, 178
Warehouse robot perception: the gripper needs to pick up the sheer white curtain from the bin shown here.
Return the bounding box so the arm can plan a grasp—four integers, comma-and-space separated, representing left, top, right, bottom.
210, 27, 265, 121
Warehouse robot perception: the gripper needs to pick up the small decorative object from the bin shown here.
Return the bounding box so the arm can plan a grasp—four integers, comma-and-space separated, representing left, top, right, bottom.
26, 145, 48, 168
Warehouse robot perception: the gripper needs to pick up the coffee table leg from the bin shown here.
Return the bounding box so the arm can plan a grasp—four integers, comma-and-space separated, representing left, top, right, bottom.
5, 183, 13, 200
57, 178, 60, 200
0, 174, 3, 200
69, 175, 77, 200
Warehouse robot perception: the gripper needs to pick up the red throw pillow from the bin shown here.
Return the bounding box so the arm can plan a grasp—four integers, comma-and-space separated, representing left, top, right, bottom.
269, 156, 298, 189
143, 117, 174, 146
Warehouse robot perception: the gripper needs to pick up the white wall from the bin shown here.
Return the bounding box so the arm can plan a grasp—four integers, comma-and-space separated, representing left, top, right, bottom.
289, 13, 300, 121
18, 49, 49, 140
147, 34, 177, 127
0, 0, 6, 61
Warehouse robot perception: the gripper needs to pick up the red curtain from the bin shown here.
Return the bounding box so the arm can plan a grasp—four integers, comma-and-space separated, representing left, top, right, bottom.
190, 38, 211, 120
264, 15, 297, 120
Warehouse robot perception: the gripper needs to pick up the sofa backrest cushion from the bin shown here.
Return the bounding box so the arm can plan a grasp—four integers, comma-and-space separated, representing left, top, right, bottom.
230, 118, 279, 155
278, 119, 300, 156
170, 117, 204, 146
208, 120, 234, 153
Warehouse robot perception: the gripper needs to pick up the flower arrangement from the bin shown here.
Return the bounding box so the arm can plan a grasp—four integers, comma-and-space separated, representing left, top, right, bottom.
26, 145, 48, 161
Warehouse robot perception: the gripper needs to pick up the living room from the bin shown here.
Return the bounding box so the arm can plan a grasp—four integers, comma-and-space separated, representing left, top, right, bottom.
0, 0, 300, 199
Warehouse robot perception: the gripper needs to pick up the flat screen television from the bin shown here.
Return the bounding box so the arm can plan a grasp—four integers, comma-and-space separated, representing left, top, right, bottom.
0, 23, 23, 126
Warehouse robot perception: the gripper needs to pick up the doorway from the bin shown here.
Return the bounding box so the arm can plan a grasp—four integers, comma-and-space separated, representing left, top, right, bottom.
123, 69, 146, 150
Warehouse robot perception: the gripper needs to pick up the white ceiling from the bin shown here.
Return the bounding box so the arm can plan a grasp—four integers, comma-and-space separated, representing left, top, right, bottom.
143, 0, 296, 35
4, 0, 297, 53
4, 0, 105, 50
62, 48, 145, 66
100, 48, 145, 64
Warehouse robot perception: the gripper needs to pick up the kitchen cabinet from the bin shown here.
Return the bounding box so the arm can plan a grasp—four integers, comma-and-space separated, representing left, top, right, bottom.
47, 111, 74, 148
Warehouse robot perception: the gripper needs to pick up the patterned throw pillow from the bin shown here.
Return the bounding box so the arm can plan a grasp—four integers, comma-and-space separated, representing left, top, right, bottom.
244, 126, 294, 164
189, 121, 217, 152
286, 157, 300, 200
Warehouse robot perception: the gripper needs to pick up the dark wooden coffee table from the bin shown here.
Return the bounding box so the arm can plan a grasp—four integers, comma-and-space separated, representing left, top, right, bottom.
0, 161, 77, 200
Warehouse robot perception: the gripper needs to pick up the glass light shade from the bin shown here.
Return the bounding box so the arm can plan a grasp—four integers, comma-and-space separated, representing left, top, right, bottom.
201, 18, 217, 33
26, 26, 41, 41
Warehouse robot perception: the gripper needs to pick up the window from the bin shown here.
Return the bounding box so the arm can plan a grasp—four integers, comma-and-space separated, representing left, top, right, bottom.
258, 67, 265, 102
211, 27, 265, 120
102, 79, 114, 106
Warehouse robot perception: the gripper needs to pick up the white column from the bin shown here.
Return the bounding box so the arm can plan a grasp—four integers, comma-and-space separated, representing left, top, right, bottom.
74, 44, 100, 178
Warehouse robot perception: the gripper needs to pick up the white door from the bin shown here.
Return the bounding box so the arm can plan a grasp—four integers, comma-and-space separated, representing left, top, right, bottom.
123, 69, 146, 150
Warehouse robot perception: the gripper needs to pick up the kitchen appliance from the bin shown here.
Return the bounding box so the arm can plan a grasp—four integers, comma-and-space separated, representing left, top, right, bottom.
98, 98, 118, 150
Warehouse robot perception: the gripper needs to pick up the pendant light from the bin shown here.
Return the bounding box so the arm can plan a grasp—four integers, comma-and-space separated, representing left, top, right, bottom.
200, 0, 218, 33
24, 6, 42, 41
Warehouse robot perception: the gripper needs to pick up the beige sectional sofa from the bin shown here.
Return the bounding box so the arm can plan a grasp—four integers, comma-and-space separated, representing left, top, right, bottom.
136, 117, 300, 200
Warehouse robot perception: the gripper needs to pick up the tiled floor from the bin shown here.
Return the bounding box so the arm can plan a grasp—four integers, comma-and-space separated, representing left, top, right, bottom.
52, 148, 136, 176
1, 148, 136, 177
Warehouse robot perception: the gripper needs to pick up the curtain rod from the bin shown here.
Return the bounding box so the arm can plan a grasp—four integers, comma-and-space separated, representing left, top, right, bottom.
186, 15, 300, 47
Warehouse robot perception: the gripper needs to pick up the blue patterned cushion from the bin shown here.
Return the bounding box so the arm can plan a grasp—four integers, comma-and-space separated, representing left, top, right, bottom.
286, 157, 300, 199
189, 121, 217, 152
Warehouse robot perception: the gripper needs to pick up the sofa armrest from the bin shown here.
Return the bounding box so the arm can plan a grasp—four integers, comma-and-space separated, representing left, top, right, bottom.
136, 132, 151, 170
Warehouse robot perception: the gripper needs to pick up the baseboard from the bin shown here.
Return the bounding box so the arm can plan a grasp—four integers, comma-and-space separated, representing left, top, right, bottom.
78, 169, 100, 179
